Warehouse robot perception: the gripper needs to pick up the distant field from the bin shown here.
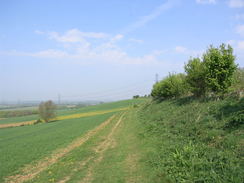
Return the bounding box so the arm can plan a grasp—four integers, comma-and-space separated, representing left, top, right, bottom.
0, 99, 145, 125
0, 98, 147, 182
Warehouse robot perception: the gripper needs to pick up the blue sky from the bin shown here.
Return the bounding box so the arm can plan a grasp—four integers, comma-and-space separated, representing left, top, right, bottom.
0, 0, 244, 102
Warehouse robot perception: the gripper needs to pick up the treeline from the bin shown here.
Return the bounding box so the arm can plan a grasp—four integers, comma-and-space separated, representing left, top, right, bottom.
151, 44, 244, 100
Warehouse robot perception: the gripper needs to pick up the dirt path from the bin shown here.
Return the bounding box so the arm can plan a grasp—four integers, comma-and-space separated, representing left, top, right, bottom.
80, 113, 125, 183
57, 113, 125, 183
4, 115, 116, 183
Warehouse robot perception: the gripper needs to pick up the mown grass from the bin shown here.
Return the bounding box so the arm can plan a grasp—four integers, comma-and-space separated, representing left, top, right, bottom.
138, 97, 244, 182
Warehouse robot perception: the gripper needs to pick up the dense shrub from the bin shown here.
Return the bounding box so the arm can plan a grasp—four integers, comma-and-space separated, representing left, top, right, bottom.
151, 73, 188, 100
203, 44, 237, 96
38, 100, 56, 122
185, 57, 207, 97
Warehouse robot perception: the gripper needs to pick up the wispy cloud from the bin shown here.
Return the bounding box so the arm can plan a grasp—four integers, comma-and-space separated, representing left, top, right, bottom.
228, 0, 244, 8
1, 29, 165, 65
46, 29, 108, 43
122, 0, 179, 34
196, 0, 216, 4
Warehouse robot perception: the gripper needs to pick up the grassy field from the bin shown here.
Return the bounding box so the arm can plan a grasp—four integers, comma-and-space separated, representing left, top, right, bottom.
0, 99, 144, 125
1, 97, 243, 183
0, 98, 146, 182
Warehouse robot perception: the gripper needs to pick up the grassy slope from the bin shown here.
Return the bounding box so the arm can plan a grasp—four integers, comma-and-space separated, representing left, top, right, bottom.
138, 97, 244, 182
0, 99, 144, 124
0, 99, 146, 182
26, 104, 152, 183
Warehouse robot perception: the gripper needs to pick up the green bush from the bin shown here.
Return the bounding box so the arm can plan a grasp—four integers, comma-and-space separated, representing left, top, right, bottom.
38, 100, 56, 122
185, 57, 207, 97
203, 44, 237, 96
225, 110, 244, 129
151, 73, 188, 100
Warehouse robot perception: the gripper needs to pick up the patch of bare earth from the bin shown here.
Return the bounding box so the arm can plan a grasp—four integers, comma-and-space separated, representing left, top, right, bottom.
4, 115, 116, 183
125, 153, 142, 183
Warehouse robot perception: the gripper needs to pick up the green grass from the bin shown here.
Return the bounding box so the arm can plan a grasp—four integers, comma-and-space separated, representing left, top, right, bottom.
138, 97, 244, 182
3, 96, 241, 182
0, 98, 145, 124
25, 105, 152, 183
0, 98, 146, 182
0, 113, 115, 182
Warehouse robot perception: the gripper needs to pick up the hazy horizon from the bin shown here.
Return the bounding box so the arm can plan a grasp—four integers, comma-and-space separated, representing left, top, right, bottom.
1, 0, 244, 101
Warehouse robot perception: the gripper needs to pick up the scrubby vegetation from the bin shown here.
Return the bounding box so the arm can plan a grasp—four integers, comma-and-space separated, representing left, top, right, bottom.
145, 43, 243, 182
152, 44, 241, 99
38, 100, 56, 122
138, 97, 244, 182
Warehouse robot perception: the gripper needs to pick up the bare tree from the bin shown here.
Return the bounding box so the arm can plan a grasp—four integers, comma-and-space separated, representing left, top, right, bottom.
38, 100, 56, 122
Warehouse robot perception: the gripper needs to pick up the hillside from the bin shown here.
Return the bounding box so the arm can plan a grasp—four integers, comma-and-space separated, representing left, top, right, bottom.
0, 97, 243, 183
137, 97, 244, 182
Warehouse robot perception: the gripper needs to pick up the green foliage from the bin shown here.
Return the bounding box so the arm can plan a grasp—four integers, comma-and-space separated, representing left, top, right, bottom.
139, 98, 244, 182
133, 95, 140, 99
203, 44, 237, 96
185, 57, 207, 97
151, 73, 188, 100
225, 110, 244, 129
38, 100, 56, 122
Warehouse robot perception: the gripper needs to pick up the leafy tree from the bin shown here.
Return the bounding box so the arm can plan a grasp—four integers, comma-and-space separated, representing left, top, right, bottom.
151, 73, 188, 100
203, 44, 237, 96
185, 57, 207, 97
38, 100, 56, 122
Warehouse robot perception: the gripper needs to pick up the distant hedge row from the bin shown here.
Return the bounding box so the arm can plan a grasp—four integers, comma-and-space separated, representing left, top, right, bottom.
151, 44, 244, 100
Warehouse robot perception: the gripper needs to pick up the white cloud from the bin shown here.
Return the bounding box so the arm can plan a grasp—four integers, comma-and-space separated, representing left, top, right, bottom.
110, 34, 124, 42
196, 0, 216, 4
47, 29, 108, 43
1, 29, 163, 65
236, 25, 244, 37
228, 0, 244, 8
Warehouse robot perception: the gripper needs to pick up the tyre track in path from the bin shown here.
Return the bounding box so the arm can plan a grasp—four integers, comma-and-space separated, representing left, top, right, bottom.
58, 113, 125, 183
4, 115, 116, 183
